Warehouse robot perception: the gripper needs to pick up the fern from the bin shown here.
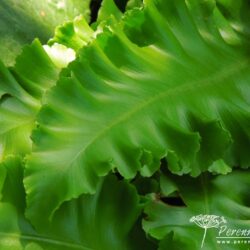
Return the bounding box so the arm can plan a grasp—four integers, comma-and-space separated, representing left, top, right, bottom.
24, 0, 250, 225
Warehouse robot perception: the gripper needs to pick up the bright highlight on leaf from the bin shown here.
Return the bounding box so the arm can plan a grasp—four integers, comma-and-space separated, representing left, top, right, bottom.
0, 0, 91, 65
43, 43, 76, 68
24, 0, 250, 225
0, 0, 249, 249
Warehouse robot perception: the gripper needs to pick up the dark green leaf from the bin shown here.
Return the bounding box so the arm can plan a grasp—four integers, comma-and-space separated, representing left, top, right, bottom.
143, 170, 250, 249
0, 157, 155, 250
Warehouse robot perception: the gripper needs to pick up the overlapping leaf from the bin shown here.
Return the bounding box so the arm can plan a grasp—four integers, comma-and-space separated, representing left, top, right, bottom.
216, 0, 250, 41
0, 156, 154, 250
48, 16, 95, 51
143, 170, 250, 249
48, 0, 142, 52
0, 40, 62, 161
97, 0, 123, 23
25, 0, 250, 225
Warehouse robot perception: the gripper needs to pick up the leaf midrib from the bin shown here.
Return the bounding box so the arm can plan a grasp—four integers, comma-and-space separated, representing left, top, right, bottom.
68, 59, 249, 168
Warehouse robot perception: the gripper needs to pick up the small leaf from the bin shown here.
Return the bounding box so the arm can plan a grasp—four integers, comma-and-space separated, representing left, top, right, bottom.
97, 0, 123, 23
49, 15, 95, 51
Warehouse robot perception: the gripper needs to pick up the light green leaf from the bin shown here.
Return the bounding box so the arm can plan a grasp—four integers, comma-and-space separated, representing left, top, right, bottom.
97, 0, 123, 23
48, 15, 95, 51
126, 0, 143, 10
143, 170, 250, 249
0, 39, 60, 160
25, 0, 250, 224
208, 159, 232, 175
0, 0, 91, 66
0, 156, 155, 250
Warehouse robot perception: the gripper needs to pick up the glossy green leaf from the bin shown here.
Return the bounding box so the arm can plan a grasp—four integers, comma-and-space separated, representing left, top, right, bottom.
97, 0, 122, 23
0, 156, 155, 250
143, 170, 250, 249
25, 0, 250, 224
0, 39, 60, 161
216, 0, 250, 40
0, 0, 91, 66
48, 16, 95, 51
126, 0, 143, 10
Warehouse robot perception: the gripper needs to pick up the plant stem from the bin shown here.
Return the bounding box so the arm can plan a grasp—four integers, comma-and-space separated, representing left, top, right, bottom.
201, 227, 207, 248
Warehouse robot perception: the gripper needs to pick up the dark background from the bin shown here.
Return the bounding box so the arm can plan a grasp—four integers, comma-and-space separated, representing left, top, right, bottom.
90, 0, 129, 23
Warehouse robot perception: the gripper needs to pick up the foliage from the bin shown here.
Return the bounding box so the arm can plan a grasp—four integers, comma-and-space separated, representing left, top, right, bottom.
143, 170, 250, 249
0, 156, 154, 249
0, 0, 90, 66
0, 0, 249, 249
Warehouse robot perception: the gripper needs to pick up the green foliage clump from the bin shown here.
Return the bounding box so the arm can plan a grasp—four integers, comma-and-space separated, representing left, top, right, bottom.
0, 0, 249, 249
